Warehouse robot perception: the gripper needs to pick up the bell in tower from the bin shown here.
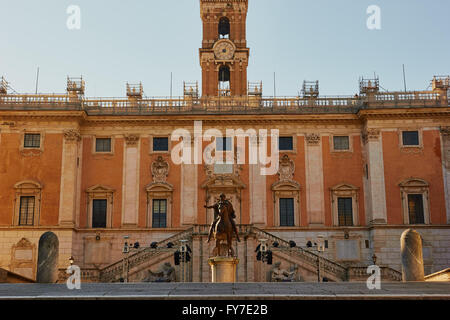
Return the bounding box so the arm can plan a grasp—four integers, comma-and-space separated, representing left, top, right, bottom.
199, 0, 250, 97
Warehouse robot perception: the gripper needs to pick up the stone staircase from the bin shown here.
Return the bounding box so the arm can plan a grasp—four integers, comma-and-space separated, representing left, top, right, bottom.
252, 227, 402, 282
76, 225, 401, 283
98, 227, 194, 283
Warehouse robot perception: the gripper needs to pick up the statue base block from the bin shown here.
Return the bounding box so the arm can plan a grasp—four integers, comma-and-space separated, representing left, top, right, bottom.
208, 257, 239, 283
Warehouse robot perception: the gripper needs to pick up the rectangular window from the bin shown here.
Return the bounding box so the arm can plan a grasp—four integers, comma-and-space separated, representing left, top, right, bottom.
92, 199, 107, 228
153, 137, 169, 152
95, 138, 112, 153
216, 137, 232, 151
279, 198, 295, 227
279, 137, 293, 151
402, 131, 419, 146
338, 197, 353, 226
19, 196, 35, 226
24, 134, 40, 148
152, 199, 167, 228
333, 136, 350, 151
408, 194, 425, 224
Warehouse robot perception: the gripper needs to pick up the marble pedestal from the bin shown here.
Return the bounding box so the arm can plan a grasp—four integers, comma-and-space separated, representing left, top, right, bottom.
208, 257, 239, 283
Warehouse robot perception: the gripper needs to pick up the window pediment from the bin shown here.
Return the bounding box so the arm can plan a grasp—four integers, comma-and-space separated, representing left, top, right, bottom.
86, 185, 115, 194
146, 182, 174, 193
271, 180, 301, 191
330, 183, 359, 192
399, 178, 429, 188
14, 180, 42, 190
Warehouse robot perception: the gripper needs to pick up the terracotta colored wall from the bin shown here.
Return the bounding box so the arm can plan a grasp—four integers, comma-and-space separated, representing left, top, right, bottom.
139, 137, 181, 228
0, 133, 62, 226
382, 130, 446, 224
79, 137, 124, 228
322, 136, 366, 226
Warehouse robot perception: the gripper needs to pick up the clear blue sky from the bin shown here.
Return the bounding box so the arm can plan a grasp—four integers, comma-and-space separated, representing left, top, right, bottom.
0, 0, 449, 97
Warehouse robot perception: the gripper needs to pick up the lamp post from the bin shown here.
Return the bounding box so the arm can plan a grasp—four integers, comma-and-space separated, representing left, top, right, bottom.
122, 235, 130, 283
258, 239, 268, 282
316, 235, 325, 283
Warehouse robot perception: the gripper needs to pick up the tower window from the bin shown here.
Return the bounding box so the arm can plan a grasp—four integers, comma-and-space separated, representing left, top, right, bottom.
219, 66, 231, 96
218, 17, 230, 39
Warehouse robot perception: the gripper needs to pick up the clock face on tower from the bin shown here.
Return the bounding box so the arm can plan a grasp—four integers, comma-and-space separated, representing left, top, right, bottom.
213, 39, 236, 60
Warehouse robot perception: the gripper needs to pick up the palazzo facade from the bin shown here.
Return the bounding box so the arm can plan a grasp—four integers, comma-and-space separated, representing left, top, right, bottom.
0, 0, 449, 283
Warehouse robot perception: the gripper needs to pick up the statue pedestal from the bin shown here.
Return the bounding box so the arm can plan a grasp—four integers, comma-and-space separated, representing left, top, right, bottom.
208, 257, 239, 283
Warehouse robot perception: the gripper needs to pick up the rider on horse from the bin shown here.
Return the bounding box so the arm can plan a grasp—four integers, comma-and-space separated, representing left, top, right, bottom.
205, 193, 241, 243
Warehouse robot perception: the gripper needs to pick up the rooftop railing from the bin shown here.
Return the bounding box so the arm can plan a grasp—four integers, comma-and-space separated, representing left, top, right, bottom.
0, 91, 447, 115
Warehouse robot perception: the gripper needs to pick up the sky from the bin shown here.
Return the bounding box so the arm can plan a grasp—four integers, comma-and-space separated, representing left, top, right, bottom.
0, 0, 449, 97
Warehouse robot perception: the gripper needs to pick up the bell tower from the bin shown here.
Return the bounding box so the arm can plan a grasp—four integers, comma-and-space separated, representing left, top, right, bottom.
199, 0, 250, 97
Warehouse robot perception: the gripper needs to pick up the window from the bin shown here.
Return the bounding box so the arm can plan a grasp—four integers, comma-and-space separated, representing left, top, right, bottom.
338, 197, 353, 227
24, 134, 40, 148
408, 194, 425, 224
333, 136, 350, 151
92, 199, 107, 228
402, 131, 419, 146
218, 17, 230, 39
279, 198, 295, 227
399, 178, 430, 225
279, 137, 293, 151
95, 138, 111, 152
152, 199, 167, 228
86, 185, 114, 228
19, 196, 35, 226
216, 137, 232, 151
153, 137, 169, 152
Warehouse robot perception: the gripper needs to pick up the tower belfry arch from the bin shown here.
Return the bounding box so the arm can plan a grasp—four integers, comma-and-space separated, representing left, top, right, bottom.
199, 0, 250, 96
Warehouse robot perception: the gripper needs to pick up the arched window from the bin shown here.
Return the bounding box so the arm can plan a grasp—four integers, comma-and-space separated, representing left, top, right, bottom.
218, 17, 230, 39
218, 66, 230, 96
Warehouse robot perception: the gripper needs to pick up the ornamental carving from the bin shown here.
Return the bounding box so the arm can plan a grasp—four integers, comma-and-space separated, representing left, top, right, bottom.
152, 156, 169, 183
440, 127, 450, 137
362, 128, 380, 144
278, 154, 295, 181
63, 129, 81, 142
125, 134, 140, 146
305, 133, 321, 146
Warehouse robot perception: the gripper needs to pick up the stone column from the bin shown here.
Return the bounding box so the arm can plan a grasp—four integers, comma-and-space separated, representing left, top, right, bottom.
249, 163, 267, 225
401, 229, 425, 282
58, 130, 81, 227
305, 133, 325, 226
441, 127, 450, 224
181, 164, 198, 225
363, 128, 387, 224
122, 135, 140, 226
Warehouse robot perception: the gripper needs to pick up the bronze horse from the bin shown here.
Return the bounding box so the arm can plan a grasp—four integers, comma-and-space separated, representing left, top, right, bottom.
213, 202, 235, 257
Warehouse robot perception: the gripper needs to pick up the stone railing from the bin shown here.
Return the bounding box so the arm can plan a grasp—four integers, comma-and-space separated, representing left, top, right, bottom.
347, 266, 402, 282
1, 91, 446, 115
252, 227, 349, 281
98, 227, 194, 283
